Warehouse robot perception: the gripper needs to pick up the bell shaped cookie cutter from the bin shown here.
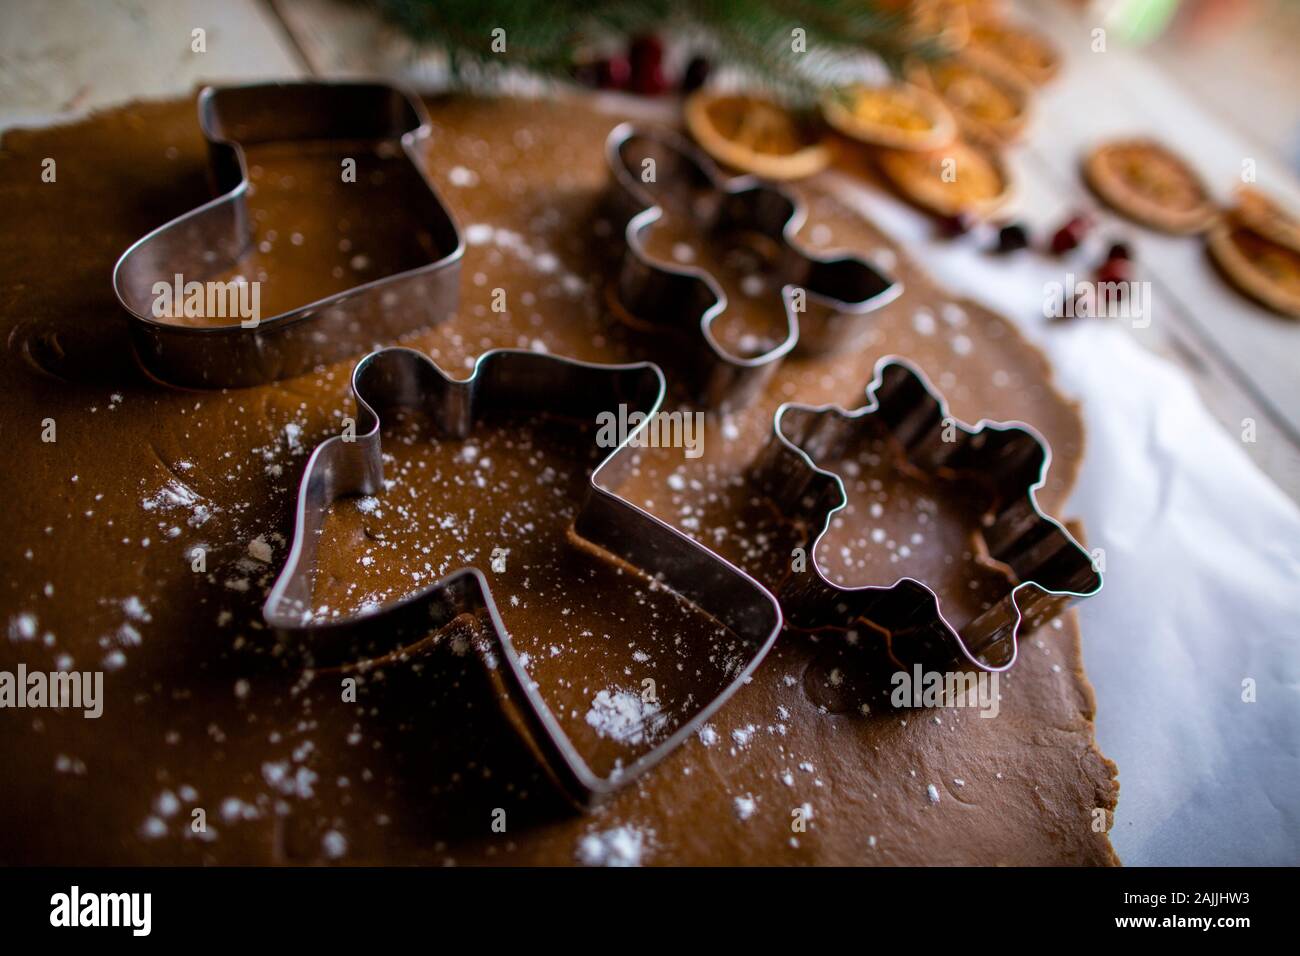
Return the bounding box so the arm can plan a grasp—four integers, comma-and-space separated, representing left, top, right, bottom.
753, 356, 1102, 671
264, 346, 782, 807
605, 123, 902, 411
113, 81, 463, 388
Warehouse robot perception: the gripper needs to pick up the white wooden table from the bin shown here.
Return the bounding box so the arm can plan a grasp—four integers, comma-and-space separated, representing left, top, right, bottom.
3, 0, 1297, 499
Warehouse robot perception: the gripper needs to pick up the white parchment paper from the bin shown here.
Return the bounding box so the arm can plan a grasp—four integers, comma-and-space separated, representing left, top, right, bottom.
829, 175, 1300, 865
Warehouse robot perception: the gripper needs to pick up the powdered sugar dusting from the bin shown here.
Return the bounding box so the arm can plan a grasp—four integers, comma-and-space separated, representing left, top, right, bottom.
575, 824, 652, 867
585, 688, 666, 746
734, 794, 757, 821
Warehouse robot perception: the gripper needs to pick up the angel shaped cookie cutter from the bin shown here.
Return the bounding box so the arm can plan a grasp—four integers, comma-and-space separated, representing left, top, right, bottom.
264, 346, 782, 807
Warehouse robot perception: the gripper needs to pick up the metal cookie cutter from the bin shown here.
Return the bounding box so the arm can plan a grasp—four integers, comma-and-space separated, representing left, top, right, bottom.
605, 123, 902, 411
113, 81, 463, 388
754, 357, 1101, 672
264, 346, 782, 807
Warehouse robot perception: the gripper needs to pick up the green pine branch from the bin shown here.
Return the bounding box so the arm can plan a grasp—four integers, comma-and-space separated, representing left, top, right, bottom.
367, 0, 944, 103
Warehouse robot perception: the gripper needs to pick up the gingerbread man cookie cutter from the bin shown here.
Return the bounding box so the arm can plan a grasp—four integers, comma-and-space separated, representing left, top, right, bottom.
113, 81, 463, 388
753, 356, 1102, 672
264, 346, 782, 807
604, 123, 902, 411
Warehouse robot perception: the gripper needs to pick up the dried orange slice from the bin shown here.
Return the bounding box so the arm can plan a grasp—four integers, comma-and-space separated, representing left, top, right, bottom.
894, 0, 973, 52
821, 83, 957, 151
944, 0, 1006, 11
969, 18, 1061, 85
1083, 139, 1216, 234
876, 131, 1013, 218
910, 50, 1034, 142
684, 91, 831, 181
1207, 190, 1300, 319
1231, 187, 1300, 252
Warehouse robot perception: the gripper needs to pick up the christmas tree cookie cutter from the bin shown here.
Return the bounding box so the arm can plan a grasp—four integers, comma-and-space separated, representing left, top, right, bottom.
604, 122, 902, 411
113, 81, 463, 388
263, 346, 782, 807
753, 356, 1102, 672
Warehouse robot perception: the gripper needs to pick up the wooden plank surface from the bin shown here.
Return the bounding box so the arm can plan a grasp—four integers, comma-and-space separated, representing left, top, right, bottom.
1143, 0, 1300, 166
0, 0, 306, 128
267, 0, 439, 81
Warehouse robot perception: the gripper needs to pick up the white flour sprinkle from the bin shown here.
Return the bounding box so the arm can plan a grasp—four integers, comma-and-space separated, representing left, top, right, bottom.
142, 479, 214, 527
321, 830, 348, 860
872, 247, 898, 270
941, 303, 967, 326
262, 760, 317, 799
54, 754, 86, 775
121, 596, 151, 622
113, 622, 139, 648
575, 825, 651, 867
247, 535, 273, 564
154, 790, 180, 818
448, 166, 478, 188
220, 797, 260, 823
585, 689, 665, 746
734, 794, 757, 821
927, 783, 940, 804
8, 613, 37, 642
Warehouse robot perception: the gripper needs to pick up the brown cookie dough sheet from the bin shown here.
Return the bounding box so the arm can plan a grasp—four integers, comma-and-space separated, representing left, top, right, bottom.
0, 93, 1117, 865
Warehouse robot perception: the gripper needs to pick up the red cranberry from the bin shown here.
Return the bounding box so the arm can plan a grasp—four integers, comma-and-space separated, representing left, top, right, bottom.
597, 56, 631, 90
937, 212, 975, 238
1048, 213, 1092, 255
629, 34, 664, 69
994, 222, 1030, 253
1095, 258, 1132, 284
682, 56, 711, 93
630, 62, 667, 95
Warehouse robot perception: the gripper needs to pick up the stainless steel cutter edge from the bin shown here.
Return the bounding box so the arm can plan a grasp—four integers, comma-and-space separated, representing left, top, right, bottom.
756, 354, 1103, 672
263, 345, 782, 807
605, 122, 903, 410
112, 80, 464, 388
